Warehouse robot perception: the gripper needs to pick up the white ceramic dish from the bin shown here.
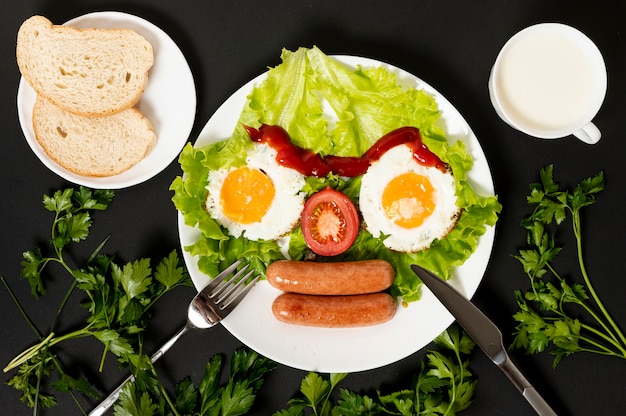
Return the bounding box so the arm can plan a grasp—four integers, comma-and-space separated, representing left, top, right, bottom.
178, 56, 496, 373
16, 11, 196, 189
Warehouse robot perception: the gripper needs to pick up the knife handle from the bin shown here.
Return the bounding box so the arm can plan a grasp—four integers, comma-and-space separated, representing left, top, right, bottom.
500, 354, 558, 416
523, 386, 558, 416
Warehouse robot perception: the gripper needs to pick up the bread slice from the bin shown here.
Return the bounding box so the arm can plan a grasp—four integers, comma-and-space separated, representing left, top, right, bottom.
32, 96, 157, 177
17, 15, 154, 117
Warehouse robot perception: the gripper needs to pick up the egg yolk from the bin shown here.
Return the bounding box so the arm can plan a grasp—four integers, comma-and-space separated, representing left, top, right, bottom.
220, 167, 275, 224
382, 172, 435, 228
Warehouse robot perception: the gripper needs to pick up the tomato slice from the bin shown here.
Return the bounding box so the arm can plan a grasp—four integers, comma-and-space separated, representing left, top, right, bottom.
301, 187, 360, 256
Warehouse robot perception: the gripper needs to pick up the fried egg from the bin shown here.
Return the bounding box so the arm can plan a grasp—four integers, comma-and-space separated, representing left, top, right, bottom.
359, 144, 461, 252
205, 143, 306, 241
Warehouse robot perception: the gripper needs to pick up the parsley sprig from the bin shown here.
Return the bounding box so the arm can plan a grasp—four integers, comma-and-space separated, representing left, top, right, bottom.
2, 187, 192, 412
114, 348, 277, 416
511, 165, 626, 366
274, 325, 477, 416
21, 187, 114, 298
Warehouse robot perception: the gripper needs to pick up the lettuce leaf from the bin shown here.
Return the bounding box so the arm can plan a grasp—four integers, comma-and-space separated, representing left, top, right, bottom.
171, 46, 501, 303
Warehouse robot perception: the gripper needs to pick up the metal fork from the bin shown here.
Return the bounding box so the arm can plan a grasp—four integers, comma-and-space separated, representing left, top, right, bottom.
89, 259, 259, 416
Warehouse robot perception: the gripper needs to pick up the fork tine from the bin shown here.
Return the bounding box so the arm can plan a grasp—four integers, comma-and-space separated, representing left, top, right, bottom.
197, 259, 259, 319
209, 264, 250, 298
201, 259, 244, 294
216, 269, 255, 304
219, 273, 260, 314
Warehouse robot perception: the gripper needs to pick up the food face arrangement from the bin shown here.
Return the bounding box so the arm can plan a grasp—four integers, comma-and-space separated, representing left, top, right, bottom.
171, 46, 501, 327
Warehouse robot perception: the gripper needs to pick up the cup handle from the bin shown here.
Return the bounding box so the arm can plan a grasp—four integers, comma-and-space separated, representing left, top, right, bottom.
573, 122, 601, 144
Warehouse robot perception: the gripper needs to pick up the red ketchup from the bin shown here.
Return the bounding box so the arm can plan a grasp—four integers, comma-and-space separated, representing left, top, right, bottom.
243, 124, 446, 177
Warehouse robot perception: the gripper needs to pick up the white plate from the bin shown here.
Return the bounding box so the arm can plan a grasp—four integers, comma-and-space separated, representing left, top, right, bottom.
179, 56, 496, 373
17, 11, 196, 189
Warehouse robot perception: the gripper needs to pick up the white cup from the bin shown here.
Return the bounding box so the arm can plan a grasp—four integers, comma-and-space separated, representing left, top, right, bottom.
489, 23, 607, 144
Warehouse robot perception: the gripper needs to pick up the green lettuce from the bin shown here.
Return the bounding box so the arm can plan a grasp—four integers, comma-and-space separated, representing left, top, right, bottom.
170, 46, 501, 303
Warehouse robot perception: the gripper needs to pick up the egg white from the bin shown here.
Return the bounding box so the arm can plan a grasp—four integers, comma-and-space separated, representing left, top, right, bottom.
359, 144, 460, 252
205, 143, 306, 241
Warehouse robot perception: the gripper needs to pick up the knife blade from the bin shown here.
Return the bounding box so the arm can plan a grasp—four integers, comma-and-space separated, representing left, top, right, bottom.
410, 264, 558, 416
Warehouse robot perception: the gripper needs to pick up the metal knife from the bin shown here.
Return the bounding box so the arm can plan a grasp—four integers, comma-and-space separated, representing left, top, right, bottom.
410, 264, 558, 416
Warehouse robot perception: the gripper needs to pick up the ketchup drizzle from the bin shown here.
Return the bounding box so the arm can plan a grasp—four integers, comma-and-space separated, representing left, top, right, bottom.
243, 124, 446, 177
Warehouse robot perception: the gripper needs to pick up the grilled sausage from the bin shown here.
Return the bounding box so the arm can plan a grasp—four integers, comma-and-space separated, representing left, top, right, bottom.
272, 292, 397, 328
266, 259, 394, 295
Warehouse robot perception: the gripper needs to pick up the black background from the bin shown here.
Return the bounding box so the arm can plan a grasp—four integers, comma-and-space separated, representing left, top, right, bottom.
2, 1, 625, 415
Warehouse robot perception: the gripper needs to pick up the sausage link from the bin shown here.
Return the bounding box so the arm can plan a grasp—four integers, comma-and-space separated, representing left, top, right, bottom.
272, 292, 397, 328
266, 259, 394, 295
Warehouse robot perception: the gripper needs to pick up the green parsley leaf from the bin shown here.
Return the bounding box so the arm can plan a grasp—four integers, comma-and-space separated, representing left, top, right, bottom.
20, 248, 47, 297
114, 259, 152, 300
154, 250, 188, 290
52, 372, 99, 399
220, 380, 256, 416
93, 330, 134, 356
43, 188, 73, 213
73, 187, 114, 210
299, 372, 331, 412
199, 355, 224, 414
335, 389, 378, 416
173, 378, 197, 414
115, 383, 158, 416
